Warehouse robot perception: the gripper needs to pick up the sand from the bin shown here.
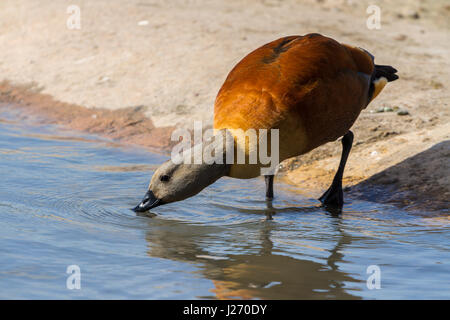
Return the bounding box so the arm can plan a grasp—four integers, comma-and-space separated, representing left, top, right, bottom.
0, 0, 448, 212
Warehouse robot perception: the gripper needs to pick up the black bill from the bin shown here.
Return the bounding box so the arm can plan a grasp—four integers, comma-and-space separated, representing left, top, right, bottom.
133, 190, 161, 212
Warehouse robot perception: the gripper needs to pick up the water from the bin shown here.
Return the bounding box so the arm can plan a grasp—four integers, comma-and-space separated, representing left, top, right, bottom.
0, 109, 449, 299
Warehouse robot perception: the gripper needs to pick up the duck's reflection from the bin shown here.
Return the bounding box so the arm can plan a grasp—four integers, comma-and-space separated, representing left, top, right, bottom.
141, 204, 362, 299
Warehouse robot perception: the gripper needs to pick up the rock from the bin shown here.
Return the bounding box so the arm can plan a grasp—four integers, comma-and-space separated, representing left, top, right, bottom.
383, 106, 394, 112
397, 110, 410, 116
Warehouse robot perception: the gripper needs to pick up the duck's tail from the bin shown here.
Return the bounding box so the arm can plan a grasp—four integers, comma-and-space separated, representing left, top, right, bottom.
368, 64, 398, 103
374, 64, 398, 82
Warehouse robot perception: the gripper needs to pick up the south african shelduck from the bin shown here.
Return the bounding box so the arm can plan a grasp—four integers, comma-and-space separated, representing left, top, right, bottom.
134, 33, 398, 212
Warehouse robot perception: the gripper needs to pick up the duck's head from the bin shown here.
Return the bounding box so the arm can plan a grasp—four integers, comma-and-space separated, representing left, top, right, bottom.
133, 158, 229, 212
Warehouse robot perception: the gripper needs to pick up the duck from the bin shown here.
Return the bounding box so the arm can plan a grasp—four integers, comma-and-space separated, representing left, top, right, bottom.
133, 33, 398, 212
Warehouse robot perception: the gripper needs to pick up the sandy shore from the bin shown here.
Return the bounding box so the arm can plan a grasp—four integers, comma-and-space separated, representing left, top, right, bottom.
0, 0, 448, 212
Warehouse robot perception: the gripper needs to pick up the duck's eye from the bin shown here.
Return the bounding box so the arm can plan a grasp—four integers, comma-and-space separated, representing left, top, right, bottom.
160, 175, 170, 182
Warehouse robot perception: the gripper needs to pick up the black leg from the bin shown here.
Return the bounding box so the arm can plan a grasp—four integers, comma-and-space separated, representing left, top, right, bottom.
265, 175, 274, 200
265, 199, 275, 220
319, 131, 354, 208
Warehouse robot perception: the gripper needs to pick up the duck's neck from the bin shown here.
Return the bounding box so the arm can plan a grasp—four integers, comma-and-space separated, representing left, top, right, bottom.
175, 129, 278, 179
173, 130, 232, 177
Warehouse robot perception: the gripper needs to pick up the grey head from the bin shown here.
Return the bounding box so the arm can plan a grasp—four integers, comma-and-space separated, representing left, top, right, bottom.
133, 159, 229, 212
133, 130, 233, 212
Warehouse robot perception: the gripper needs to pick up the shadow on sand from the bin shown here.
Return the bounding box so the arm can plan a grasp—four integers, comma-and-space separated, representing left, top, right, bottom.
349, 141, 449, 213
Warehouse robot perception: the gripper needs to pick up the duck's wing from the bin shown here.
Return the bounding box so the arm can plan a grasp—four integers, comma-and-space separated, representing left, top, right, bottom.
214, 34, 374, 133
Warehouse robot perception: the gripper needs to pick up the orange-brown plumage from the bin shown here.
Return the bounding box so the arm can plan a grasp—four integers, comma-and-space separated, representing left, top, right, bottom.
214, 34, 380, 174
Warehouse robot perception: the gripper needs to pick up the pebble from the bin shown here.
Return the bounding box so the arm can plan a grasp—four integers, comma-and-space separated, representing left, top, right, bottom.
397, 109, 410, 116
409, 12, 420, 19
138, 20, 149, 26
373, 106, 394, 113
394, 34, 408, 41
98, 76, 110, 83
